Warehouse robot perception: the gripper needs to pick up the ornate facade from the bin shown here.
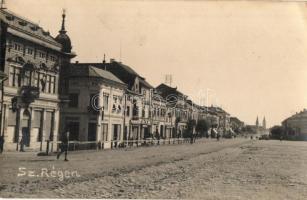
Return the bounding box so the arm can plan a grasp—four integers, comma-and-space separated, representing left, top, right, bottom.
0, 9, 74, 152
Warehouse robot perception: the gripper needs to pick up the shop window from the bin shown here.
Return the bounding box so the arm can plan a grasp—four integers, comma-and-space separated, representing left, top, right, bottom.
68, 93, 79, 108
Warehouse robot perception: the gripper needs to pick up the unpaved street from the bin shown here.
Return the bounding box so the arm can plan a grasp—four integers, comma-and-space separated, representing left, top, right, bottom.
1, 139, 307, 199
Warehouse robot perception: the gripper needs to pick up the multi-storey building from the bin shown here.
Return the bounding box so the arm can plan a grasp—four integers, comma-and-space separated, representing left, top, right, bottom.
151, 91, 170, 138
61, 64, 127, 149
155, 83, 189, 137
0, 9, 75, 152
72, 59, 153, 144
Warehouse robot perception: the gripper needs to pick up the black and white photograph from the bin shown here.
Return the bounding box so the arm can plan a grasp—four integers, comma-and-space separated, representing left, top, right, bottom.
0, 0, 307, 199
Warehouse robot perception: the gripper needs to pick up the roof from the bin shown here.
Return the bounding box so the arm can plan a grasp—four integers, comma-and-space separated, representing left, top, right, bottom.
69, 64, 125, 86
139, 77, 153, 89
111, 61, 139, 76
282, 109, 307, 124
156, 83, 185, 99
73, 60, 153, 90
1, 9, 62, 51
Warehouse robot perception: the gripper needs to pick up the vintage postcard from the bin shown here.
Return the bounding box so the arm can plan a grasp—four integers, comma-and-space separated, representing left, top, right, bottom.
0, 0, 307, 199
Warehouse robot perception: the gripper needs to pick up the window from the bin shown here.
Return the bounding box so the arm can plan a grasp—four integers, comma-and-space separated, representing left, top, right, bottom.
34, 72, 39, 88
142, 108, 145, 118
14, 43, 21, 51
9, 66, 21, 87
102, 124, 108, 141
67, 121, 79, 141
23, 71, 31, 86
103, 94, 109, 111
27, 48, 33, 55
69, 93, 79, 108
112, 104, 116, 112
45, 75, 50, 93
50, 55, 57, 62
49, 76, 55, 93
39, 74, 47, 92
126, 106, 130, 117
38, 51, 45, 58
113, 95, 117, 104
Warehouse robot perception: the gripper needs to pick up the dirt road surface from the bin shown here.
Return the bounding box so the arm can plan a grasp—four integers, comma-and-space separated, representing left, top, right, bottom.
1, 138, 307, 199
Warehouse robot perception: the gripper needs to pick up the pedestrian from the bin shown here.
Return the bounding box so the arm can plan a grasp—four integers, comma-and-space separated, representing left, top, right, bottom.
20, 135, 25, 152
57, 131, 69, 161
217, 132, 220, 141
0, 135, 4, 154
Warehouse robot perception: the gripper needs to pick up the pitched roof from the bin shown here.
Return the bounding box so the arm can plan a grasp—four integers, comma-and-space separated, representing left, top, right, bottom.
156, 83, 185, 99
73, 61, 153, 89
69, 64, 125, 86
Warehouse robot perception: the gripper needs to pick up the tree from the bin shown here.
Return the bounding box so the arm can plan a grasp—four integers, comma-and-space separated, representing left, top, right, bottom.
183, 119, 196, 138
270, 125, 284, 139
196, 119, 210, 137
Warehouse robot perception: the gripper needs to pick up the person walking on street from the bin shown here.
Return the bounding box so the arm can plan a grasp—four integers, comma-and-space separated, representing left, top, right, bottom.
0, 135, 4, 154
57, 131, 69, 161
20, 135, 25, 152
217, 132, 220, 141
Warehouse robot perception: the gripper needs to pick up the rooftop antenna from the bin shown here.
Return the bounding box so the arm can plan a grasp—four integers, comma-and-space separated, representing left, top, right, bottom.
164, 74, 173, 87
119, 39, 122, 62
0, 0, 6, 10
103, 54, 106, 70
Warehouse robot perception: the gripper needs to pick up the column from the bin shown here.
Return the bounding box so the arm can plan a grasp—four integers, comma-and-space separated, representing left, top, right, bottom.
52, 109, 60, 152
17, 108, 24, 151
40, 109, 46, 151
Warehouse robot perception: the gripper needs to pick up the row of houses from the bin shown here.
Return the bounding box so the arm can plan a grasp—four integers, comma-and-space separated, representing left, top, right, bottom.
0, 9, 243, 152
281, 109, 307, 140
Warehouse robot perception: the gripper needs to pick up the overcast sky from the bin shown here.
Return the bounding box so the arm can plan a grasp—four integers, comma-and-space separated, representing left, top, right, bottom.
6, 0, 307, 127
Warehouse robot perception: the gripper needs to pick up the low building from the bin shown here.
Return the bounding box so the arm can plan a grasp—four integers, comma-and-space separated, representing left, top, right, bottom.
282, 109, 307, 140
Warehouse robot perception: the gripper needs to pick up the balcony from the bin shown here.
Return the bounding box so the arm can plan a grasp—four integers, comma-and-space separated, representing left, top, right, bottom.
20, 86, 40, 104
132, 115, 139, 120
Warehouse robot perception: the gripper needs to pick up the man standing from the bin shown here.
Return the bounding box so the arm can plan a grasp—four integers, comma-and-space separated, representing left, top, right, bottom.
57, 131, 69, 161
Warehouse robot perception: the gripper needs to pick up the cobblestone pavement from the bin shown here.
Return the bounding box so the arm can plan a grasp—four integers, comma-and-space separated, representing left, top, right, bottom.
1, 139, 307, 199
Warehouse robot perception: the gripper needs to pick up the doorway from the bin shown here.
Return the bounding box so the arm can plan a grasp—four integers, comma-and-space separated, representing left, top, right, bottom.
88, 123, 97, 141
22, 110, 31, 147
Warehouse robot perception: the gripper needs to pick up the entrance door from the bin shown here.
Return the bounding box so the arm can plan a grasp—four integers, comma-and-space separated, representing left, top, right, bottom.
88, 123, 97, 141
22, 127, 30, 147
113, 124, 118, 148
144, 127, 150, 139
160, 125, 164, 138
22, 110, 31, 147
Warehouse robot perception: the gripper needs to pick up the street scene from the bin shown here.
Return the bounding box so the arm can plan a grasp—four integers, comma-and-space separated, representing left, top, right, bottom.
1, 0, 307, 199
1, 139, 307, 199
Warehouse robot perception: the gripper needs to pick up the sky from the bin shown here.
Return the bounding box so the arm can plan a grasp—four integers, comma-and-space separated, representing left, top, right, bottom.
5, 0, 307, 127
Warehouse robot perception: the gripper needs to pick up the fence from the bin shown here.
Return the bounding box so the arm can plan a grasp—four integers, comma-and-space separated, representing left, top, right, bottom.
53, 137, 194, 152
